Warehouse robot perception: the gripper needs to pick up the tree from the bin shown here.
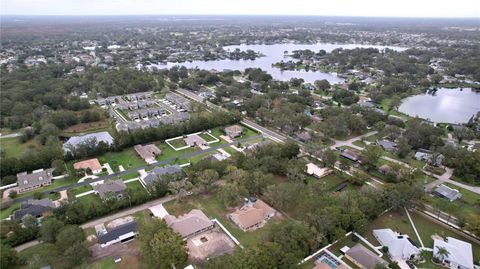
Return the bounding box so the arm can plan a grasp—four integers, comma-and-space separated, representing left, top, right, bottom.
388, 96, 401, 111
314, 79, 331, 91
361, 145, 383, 170
320, 149, 337, 168
55, 225, 86, 251
465, 214, 480, 237
40, 217, 64, 243
140, 219, 188, 269
51, 159, 66, 176
196, 169, 219, 194
453, 127, 475, 143
0, 243, 20, 269
219, 182, 248, 207
58, 242, 90, 269
435, 246, 450, 261
8, 190, 17, 199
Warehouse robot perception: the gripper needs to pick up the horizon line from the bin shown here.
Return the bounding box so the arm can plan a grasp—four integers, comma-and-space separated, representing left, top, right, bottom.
1, 14, 479, 19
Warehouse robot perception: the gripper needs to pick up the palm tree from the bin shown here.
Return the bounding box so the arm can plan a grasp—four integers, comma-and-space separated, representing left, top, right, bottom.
435, 246, 450, 262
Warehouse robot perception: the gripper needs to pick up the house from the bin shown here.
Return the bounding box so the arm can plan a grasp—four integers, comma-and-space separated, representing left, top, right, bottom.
377, 140, 397, 152
13, 199, 57, 220
296, 131, 312, 143
433, 237, 473, 269
345, 244, 387, 269
432, 184, 461, 202
73, 158, 103, 174
143, 165, 183, 186
164, 209, 215, 239
372, 229, 420, 260
134, 144, 161, 164
306, 163, 333, 178
414, 150, 444, 167
93, 180, 127, 200
225, 125, 244, 138
340, 149, 362, 162
97, 220, 138, 248
358, 100, 376, 108
229, 198, 276, 231
184, 134, 207, 147
17, 168, 54, 193
166, 92, 191, 111
62, 131, 113, 153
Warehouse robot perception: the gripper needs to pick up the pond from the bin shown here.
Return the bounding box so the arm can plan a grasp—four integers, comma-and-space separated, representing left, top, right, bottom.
149, 43, 407, 83
398, 88, 480, 124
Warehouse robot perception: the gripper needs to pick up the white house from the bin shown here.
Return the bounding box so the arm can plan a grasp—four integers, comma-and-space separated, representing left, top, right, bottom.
373, 229, 420, 260
433, 237, 473, 269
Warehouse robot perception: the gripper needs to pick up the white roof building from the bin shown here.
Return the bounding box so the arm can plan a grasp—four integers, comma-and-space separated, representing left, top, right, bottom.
373, 229, 420, 260
433, 237, 473, 269
306, 163, 332, 178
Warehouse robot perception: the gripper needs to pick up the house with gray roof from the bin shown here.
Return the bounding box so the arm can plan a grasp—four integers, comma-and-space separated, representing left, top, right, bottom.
62, 131, 113, 153
433, 184, 461, 202
164, 209, 214, 239
17, 168, 54, 193
97, 220, 138, 247
143, 165, 183, 186
377, 139, 397, 152
345, 244, 387, 269
184, 134, 207, 147
93, 180, 127, 200
13, 199, 57, 220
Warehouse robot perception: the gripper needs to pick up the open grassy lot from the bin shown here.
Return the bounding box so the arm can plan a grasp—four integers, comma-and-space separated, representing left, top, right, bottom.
99, 148, 145, 172
17, 243, 59, 269
77, 192, 103, 207
164, 193, 286, 248
0, 137, 42, 158
423, 186, 480, 220
198, 132, 219, 143
156, 142, 197, 160
63, 120, 111, 135
410, 211, 480, 262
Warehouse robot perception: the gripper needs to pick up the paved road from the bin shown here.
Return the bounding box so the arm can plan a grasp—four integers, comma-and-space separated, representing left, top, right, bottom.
11, 135, 263, 204
329, 131, 378, 150
14, 193, 178, 252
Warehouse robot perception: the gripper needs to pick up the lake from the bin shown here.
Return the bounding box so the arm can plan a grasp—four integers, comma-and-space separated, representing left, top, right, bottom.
398, 88, 480, 124
149, 43, 407, 83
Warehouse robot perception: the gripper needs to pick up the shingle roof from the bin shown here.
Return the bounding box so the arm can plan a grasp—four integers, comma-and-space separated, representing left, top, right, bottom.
17, 168, 54, 190
144, 165, 182, 185
165, 209, 214, 238
94, 180, 127, 200
346, 244, 387, 269
433, 184, 461, 201
63, 131, 113, 152
13, 199, 56, 220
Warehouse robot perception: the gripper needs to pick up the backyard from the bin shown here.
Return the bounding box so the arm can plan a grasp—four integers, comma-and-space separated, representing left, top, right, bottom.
99, 149, 145, 172
0, 137, 42, 158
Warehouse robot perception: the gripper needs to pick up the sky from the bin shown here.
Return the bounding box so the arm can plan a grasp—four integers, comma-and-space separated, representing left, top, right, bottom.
1, 0, 480, 18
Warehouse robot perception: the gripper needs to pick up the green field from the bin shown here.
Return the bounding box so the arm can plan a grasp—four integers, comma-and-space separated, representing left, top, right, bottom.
0, 202, 20, 219
198, 132, 219, 143
0, 137, 42, 158
99, 148, 145, 172
17, 243, 59, 269
167, 137, 189, 149
68, 184, 94, 196
126, 180, 147, 193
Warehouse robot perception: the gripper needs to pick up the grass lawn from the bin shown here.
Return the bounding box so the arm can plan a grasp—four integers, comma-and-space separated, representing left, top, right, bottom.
167, 137, 188, 149
352, 140, 366, 148
223, 146, 239, 156
157, 142, 197, 161
198, 132, 219, 143
99, 148, 145, 172
77, 192, 103, 207
115, 109, 131, 121
0, 202, 20, 219
319, 173, 346, 191
410, 211, 480, 262
164, 193, 286, 248
126, 180, 147, 194
62, 120, 111, 135
68, 184, 94, 196
112, 172, 140, 181
0, 137, 42, 158
17, 243, 59, 269
363, 210, 420, 246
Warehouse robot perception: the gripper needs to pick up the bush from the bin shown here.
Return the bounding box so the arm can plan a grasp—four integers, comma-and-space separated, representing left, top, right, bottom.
8, 190, 17, 199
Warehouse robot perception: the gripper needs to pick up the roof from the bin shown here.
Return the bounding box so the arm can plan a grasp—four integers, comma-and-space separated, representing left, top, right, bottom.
93, 180, 127, 199
433, 237, 473, 269
134, 144, 161, 161
433, 184, 461, 201
346, 244, 387, 269
378, 164, 393, 174
63, 131, 113, 152
98, 221, 137, 245
225, 125, 243, 135
377, 140, 396, 151
73, 158, 102, 172
184, 134, 207, 146
144, 165, 182, 185
165, 209, 214, 238
306, 163, 332, 178
373, 229, 420, 259
13, 199, 56, 220
341, 149, 361, 162
17, 168, 54, 190
229, 199, 276, 229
